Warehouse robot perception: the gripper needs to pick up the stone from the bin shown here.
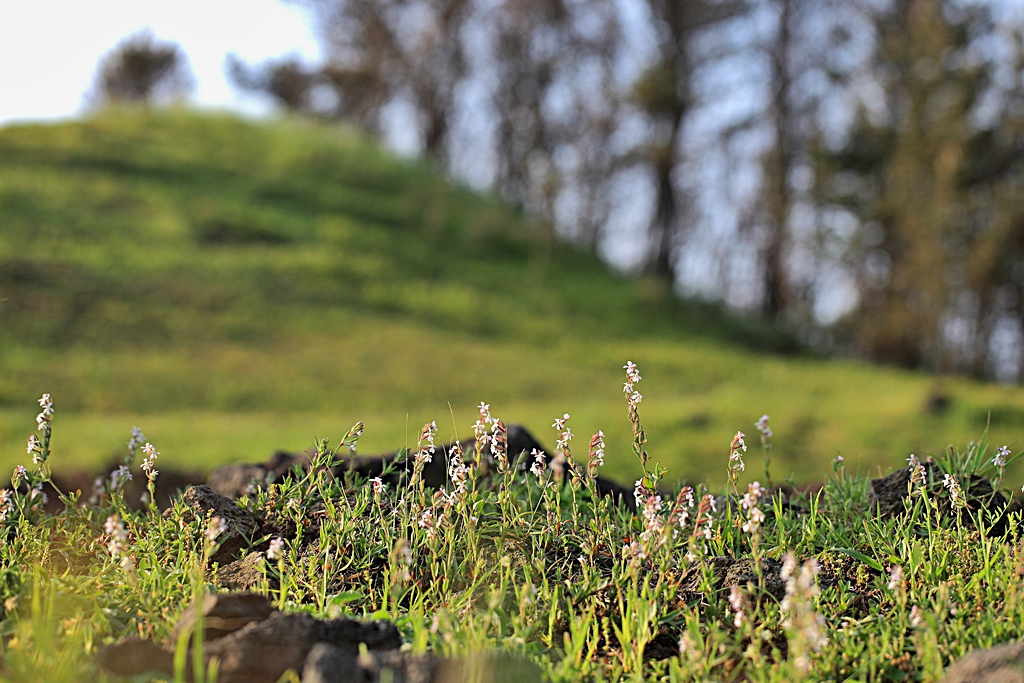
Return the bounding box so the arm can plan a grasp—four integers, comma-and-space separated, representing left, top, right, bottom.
869, 461, 1015, 534
170, 592, 276, 644
181, 485, 260, 565
941, 641, 1024, 683
212, 551, 268, 591
680, 556, 823, 603
205, 611, 400, 683
301, 643, 363, 683
207, 463, 270, 499
94, 637, 174, 678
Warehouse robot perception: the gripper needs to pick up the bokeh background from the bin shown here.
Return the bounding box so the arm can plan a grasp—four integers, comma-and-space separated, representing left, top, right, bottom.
3, 0, 1024, 489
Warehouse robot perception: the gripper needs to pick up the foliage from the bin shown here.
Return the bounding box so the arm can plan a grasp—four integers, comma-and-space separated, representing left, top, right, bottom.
2, 368, 1024, 682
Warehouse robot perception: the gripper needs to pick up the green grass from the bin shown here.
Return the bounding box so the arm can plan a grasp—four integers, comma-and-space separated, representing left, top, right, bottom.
3, 393, 1024, 681
4, 110, 1024, 489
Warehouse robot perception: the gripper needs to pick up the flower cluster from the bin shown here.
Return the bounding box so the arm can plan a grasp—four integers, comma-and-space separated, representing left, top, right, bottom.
140, 442, 159, 482
740, 481, 766, 534
109, 465, 132, 493
781, 553, 827, 671
0, 490, 12, 524
370, 477, 385, 497
392, 539, 412, 584
907, 454, 926, 494
448, 442, 469, 499
104, 514, 133, 570
267, 537, 285, 561
887, 565, 903, 592
11, 465, 27, 489
728, 585, 749, 628
638, 486, 664, 550
206, 515, 228, 542
623, 361, 642, 407
993, 445, 1011, 469
693, 493, 717, 541
127, 426, 146, 460
943, 473, 966, 509
491, 419, 508, 472
473, 402, 496, 459
416, 421, 438, 465
588, 431, 605, 477
27, 393, 53, 467
530, 448, 547, 481
728, 431, 747, 480
419, 507, 444, 541
754, 414, 772, 448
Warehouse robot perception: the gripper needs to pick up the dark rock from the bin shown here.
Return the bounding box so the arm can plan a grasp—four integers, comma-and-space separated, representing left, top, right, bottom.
301, 643, 363, 683
869, 461, 945, 519
171, 592, 276, 644
941, 641, 1024, 683
680, 556, 828, 603
869, 461, 1014, 533
207, 463, 270, 500
181, 485, 260, 565
205, 611, 401, 683
94, 636, 174, 677
212, 551, 268, 591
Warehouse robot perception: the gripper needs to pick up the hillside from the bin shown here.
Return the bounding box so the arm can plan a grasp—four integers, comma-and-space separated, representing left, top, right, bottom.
2, 110, 1024, 486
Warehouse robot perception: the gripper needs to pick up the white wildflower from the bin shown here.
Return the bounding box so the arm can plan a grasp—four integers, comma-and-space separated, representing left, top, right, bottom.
267, 537, 285, 561
206, 516, 228, 542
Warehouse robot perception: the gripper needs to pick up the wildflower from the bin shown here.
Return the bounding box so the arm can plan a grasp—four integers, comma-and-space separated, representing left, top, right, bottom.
12, 465, 27, 489
419, 508, 438, 540
781, 555, 827, 666
678, 632, 699, 660
206, 516, 228, 542
473, 403, 494, 456
623, 362, 643, 408
943, 473, 966, 509
728, 585, 748, 628
742, 507, 766, 534
267, 537, 285, 561
38, 393, 53, 416
370, 477, 385, 496
109, 465, 132, 492
393, 539, 413, 584
909, 605, 923, 627
530, 449, 547, 480
754, 414, 772, 448
668, 486, 695, 533
994, 445, 1011, 469
888, 565, 904, 592
0, 490, 12, 523
104, 514, 128, 559
127, 426, 146, 455
907, 454, 926, 494
26, 434, 40, 456
416, 421, 437, 464
552, 413, 570, 431
140, 443, 159, 481
490, 419, 508, 471
740, 481, 765, 510
729, 431, 746, 478
639, 489, 664, 548
448, 443, 469, 498
588, 431, 605, 477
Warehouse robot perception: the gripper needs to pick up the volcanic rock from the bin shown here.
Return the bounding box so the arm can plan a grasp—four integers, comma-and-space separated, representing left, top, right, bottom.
212, 551, 268, 591
170, 592, 276, 644
941, 640, 1024, 683
181, 485, 260, 565
94, 637, 175, 678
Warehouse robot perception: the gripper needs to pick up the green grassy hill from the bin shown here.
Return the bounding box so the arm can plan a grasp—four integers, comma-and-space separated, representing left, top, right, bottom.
2, 110, 1024, 487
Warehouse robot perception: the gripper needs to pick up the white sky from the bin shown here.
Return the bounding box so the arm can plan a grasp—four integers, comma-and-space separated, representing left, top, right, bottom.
0, 0, 321, 125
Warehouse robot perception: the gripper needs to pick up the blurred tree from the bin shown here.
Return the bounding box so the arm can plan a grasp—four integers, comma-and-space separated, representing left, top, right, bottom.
296, 0, 472, 161
814, 0, 1024, 375
92, 30, 194, 105
489, 0, 621, 244
633, 0, 752, 285
226, 54, 318, 112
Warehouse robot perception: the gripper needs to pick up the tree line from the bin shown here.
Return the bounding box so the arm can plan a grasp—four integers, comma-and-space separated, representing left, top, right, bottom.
94, 0, 1024, 382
